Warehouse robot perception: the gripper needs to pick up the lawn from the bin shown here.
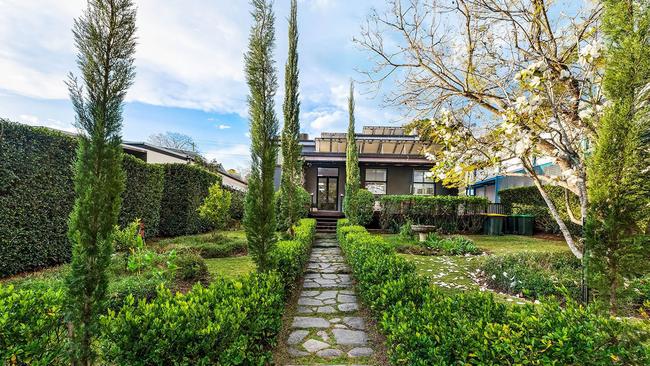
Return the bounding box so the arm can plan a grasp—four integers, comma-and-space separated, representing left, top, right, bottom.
386, 233, 570, 304
206, 256, 255, 279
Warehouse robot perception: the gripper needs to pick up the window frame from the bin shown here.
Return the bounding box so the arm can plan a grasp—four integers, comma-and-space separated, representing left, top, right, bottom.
412, 169, 436, 195
364, 168, 387, 195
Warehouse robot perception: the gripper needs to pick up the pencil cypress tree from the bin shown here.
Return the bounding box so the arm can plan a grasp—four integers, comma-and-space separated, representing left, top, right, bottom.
343, 81, 361, 219
65, 0, 137, 363
244, 0, 279, 271
586, 0, 650, 314
278, 0, 302, 233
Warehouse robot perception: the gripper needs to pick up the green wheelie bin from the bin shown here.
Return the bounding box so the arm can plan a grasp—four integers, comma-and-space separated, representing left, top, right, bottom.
483, 214, 506, 235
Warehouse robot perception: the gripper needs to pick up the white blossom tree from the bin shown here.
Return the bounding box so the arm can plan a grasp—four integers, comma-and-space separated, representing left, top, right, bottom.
357, 0, 605, 258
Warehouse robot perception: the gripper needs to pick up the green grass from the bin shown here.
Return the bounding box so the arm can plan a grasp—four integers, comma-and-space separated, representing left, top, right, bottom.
467, 235, 568, 255
205, 256, 255, 279
387, 233, 569, 304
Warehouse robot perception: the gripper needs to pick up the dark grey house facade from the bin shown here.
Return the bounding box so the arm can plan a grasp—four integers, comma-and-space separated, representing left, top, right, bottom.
276, 126, 457, 213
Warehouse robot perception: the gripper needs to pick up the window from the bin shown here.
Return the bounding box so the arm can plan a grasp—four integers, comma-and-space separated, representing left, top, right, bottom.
412, 170, 435, 195
365, 168, 387, 195
317, 167, 339, 176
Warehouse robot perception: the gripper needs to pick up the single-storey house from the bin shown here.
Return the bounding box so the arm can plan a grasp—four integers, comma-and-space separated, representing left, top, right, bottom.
466, 157, 560, 203
275, 126, 457, 214
123, 142, 248, 191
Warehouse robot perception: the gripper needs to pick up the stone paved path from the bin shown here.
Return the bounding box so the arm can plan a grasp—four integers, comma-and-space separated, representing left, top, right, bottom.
282, 234, 378, 365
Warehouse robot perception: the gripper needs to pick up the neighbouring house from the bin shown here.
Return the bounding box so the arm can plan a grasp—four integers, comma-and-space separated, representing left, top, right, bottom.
275, 126, 457, 213
466, 157, 560, 203
122, 141, 249, 191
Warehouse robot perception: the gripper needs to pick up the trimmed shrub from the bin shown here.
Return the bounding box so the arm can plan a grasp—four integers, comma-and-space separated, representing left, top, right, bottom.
159, 164, 220, 237
337, 222, 650, 365
500, 185, 582, 235
479, 252, 582, 300
225, 187, 246, 225
425, 235, 481, 255
0, 120, 168, 276
119, 154, 164, 237
271, 218, 316, 289
379, 195, 489, 234
0, 285, 67, 366
0, 120, 77, 277
345, 188, 375, 226
100, 274, 285, 365
174, 253, 209, 282
274, 186, 311, 231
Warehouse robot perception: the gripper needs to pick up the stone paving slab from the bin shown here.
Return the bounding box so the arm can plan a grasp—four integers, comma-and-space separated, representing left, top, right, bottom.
282, 235, 376, 365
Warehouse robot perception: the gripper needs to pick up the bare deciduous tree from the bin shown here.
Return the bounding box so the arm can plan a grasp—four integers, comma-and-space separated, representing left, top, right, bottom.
147, 131, 197, 151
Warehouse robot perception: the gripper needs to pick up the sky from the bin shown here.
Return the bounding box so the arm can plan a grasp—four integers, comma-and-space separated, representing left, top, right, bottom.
0, 0, 404, 171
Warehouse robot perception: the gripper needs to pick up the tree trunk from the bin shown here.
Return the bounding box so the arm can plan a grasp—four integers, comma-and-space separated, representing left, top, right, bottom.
609, 261, 619, 315
524, 163, 584, 259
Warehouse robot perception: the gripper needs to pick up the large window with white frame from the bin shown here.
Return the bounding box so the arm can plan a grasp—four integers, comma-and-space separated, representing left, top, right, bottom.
412, 170, 435, 195
364, 168, 387, 195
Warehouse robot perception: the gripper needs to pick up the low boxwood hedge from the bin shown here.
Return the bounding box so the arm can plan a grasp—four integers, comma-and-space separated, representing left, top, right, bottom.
379, 195, 489, 234
1, 218, 317, 365
336, 220, 650, 365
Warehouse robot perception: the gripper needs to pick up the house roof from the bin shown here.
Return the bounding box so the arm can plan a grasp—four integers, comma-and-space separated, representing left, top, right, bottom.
122, 142, 195, 161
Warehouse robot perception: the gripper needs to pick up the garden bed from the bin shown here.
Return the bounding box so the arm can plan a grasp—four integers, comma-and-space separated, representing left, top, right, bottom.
337, 220, 650, 365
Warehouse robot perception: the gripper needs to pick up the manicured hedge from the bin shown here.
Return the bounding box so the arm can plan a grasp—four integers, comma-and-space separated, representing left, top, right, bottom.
337, 220, 650, 365
2, 219, 316, 365
379, 195, 489, 233
119, 154, 164, 237
499, 185, 582, 235
0, 120, 77, 277
158, 164, 220, 237
0, 120, 217, 276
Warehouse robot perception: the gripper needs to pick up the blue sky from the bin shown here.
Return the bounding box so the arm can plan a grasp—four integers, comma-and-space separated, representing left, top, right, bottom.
0, 0, 401, 171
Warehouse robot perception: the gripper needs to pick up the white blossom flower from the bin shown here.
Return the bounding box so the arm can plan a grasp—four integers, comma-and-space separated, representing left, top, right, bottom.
529, 76, 542, 88
559, 69, 571, 80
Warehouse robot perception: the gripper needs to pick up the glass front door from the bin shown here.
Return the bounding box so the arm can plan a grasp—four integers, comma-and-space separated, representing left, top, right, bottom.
317, 176, 338, 210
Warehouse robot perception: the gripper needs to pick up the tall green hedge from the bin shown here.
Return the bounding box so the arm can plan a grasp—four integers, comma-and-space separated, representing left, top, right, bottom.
0, 120, 202, 277
0, 120, 77, 277
159, 164, 221, 237
119, 155, 164, 237
379, 195, 489, 233
499, 186, 581, 235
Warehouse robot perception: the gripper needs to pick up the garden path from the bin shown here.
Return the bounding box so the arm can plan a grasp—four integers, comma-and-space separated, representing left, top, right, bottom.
282, 234, 381, 365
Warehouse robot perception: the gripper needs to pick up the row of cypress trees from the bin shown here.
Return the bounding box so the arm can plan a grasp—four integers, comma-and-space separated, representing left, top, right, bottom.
243, 0, 306, 271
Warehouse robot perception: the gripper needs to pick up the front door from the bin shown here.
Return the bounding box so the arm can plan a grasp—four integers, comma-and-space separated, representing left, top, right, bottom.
317, 176, 338, 211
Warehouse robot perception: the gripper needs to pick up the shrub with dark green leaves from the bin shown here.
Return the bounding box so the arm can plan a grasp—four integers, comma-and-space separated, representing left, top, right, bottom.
0, 120, 168, 276
425, 235, 481, 255
500, 185, 582, 235
159, 164, 220, 237
174, 252, 209, 282
479, 252, 581, 300
0, 120, 77, 277
271, 218, 316, 289
336, 221, 650, 365
379, 195, 488, 234
225, 187, 246, 225
119, 154, 164, 237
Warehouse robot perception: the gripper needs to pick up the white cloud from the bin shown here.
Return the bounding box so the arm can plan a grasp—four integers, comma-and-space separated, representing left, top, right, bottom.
203, 143, 250, 170
217, 124, 231, 129
18, 114, 76, 133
